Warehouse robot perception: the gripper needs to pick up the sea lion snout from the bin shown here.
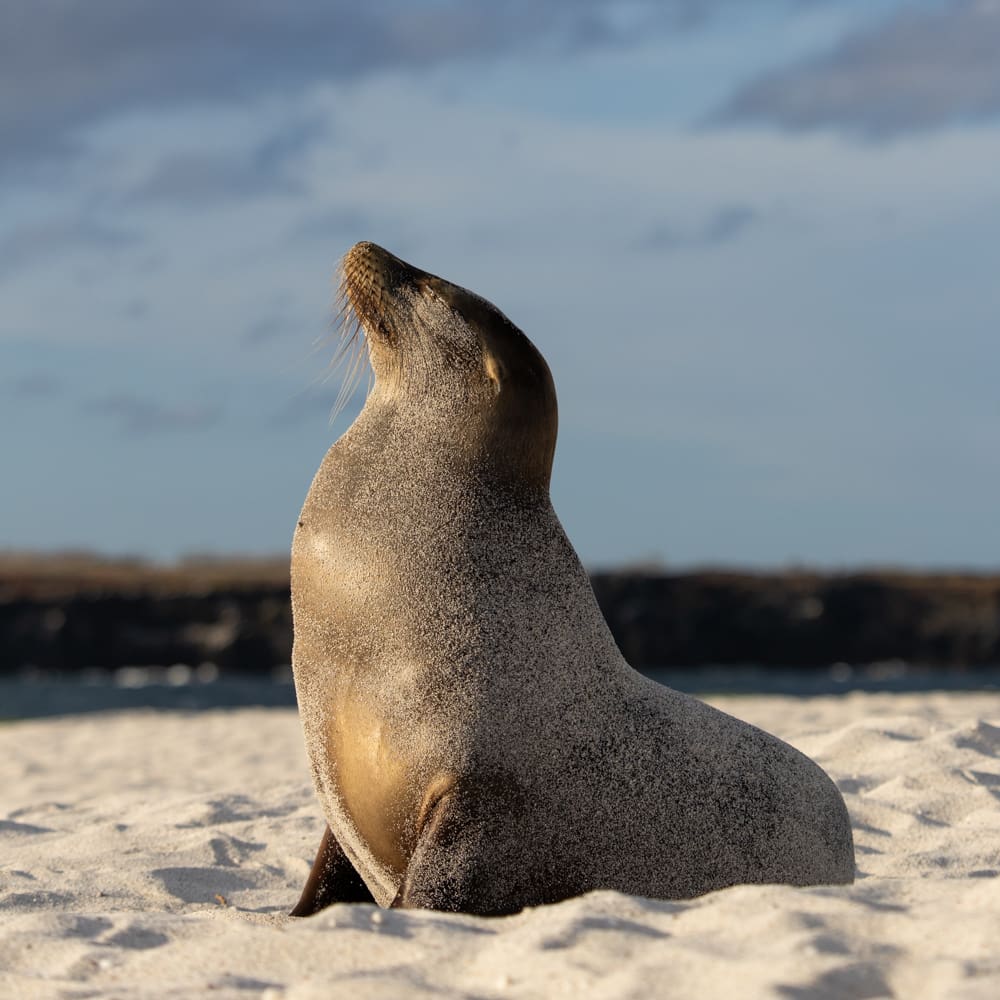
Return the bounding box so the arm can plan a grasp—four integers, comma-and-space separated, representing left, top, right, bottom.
344, 241, 414, 292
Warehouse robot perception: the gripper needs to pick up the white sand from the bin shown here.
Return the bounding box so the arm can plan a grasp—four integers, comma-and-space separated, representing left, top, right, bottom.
1, 691, 998, 999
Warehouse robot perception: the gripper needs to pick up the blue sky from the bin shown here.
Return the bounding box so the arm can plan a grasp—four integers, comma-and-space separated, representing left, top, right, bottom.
2, 0, 998, 569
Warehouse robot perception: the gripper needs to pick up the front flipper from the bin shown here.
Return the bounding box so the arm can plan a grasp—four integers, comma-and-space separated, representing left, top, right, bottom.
291, 824, 375, 916
390, 780, 557, 917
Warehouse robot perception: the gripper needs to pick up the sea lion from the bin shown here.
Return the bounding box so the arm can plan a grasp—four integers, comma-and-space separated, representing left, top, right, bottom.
289, 242, 854, 916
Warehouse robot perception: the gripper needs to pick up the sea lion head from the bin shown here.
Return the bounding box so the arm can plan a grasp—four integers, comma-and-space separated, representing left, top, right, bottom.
339, 241, 558, 492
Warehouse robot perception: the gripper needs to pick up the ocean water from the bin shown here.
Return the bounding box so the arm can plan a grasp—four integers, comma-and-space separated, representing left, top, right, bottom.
2, 664, 998, 720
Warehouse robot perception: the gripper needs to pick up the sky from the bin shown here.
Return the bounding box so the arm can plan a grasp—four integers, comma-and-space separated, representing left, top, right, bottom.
1, 0, 998, 570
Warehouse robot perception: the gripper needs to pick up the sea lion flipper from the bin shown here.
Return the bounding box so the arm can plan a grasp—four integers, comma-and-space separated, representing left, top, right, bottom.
390, 790, 480, 915
390, 784, 530, 917
290, 824, 375, 916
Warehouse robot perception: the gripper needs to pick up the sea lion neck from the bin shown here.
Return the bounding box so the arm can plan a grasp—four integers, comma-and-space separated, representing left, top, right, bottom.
346, 383, 555, 503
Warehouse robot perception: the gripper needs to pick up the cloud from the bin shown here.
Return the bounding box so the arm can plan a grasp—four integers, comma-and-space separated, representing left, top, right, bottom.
131, 116, 327, 206
243, 318, 290, 348
0, 1, 756, 168
292, 207, 380, 244
133, 151, 300, 206
0, 217, 138, 280
270, 388, 340, 429
717, 0, 1000, 138
269, 376, 372, 429
121, 299, 150, 320
242, 311, 317, 348
84, 393, 222, 434
635, 204, 756, 252
8, 374, 62, 398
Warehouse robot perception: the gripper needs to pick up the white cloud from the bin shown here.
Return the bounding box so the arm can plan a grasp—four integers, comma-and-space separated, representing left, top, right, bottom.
718, 0, 1000, 136
0, 0, 752, 166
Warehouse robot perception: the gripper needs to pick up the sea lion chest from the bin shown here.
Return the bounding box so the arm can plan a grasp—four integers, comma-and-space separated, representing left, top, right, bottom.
290, 436, 478, 885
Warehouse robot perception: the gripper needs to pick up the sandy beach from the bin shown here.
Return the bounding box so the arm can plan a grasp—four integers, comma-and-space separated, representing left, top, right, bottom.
1, 691, 998, 999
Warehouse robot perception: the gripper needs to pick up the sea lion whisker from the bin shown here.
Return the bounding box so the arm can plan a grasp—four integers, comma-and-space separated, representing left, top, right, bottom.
331, 333, 369, 423
321, 266, 374, 421
328, 318, 369, 422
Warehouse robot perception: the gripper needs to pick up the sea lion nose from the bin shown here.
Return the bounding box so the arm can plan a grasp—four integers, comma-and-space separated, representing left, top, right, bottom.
346, 242, 415, 287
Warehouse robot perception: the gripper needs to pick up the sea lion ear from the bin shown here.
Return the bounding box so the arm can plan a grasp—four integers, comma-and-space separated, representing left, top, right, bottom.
483, 351, 505, 396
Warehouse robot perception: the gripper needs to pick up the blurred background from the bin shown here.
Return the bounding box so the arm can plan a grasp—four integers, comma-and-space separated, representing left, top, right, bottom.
2, 1, 998, 707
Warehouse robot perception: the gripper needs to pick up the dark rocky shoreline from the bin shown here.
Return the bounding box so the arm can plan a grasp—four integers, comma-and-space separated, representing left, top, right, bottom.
2, 555, 998, 675
592, 570, 1000, 671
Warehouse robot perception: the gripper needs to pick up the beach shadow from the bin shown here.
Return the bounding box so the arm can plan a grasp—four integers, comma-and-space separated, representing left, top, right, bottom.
209, 835, 266, 867
955, 722, 1000, 755
104, 925, 171, 950
152, 866, 256, 904
963, 769, 1000, 803
850, 895, 907, 914
777, 961, 893, 1000
0, 819, 54, 835
538, 914, 669, 950
64, 915, 113, 938
0, 890, 74, 911
210, 975, 284, 992
852, 820, 891, 839
176, 795, 298, 828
